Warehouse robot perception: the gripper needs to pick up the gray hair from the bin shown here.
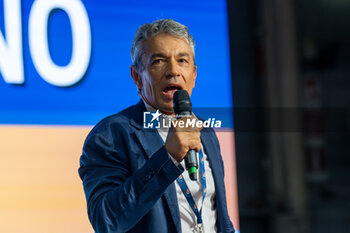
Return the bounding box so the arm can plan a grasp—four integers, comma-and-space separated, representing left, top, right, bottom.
131, 19, 195, 72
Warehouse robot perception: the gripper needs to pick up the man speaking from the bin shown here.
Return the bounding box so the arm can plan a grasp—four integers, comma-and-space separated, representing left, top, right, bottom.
78, 19, 235, 233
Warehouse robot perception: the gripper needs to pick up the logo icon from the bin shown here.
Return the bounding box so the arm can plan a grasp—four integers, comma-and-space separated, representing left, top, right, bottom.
143, 110, 162, 129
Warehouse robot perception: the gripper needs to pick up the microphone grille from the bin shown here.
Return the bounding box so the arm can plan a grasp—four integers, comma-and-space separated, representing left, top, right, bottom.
173, 89, 189, 102
173, 90, 192, 115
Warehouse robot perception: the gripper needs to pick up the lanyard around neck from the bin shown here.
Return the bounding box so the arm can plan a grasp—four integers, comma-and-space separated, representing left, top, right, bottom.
176, 148, 207, 224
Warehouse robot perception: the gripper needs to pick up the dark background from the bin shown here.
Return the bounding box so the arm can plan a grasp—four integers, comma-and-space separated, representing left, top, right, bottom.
228, 0, 350, 232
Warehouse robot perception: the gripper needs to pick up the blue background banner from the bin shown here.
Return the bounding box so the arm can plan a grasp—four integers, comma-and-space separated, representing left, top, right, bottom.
0, 0, 232, 125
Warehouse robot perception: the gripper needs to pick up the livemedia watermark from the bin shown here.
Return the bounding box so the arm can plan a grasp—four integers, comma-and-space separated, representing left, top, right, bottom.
143, 110, 222, 130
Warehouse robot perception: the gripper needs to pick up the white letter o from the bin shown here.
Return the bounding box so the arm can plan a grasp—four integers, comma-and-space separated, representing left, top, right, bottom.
29, 0, 91, 87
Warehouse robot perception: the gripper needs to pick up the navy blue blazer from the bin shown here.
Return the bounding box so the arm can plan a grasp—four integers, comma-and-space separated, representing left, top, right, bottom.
79, 100, 235, 233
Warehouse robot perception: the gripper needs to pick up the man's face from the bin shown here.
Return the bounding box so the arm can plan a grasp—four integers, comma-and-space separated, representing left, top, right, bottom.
131, 33, 197, 114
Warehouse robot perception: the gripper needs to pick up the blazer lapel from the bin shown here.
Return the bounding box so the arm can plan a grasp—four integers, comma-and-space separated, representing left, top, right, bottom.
164, 183, 181, 233
200, 129, 222, 188
130, 100, 164, 159
130, 100, 181, 233
200, 129, 225, 232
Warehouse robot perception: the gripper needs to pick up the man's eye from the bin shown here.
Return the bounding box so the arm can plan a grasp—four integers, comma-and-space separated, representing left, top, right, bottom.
179, 59, 187, 63
152, 59, 163, 65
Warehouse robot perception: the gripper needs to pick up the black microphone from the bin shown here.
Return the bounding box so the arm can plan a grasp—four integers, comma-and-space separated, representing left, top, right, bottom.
173, 89, 198, 181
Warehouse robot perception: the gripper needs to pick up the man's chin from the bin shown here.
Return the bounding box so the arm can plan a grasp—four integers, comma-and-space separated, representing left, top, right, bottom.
158, 104, 174, 115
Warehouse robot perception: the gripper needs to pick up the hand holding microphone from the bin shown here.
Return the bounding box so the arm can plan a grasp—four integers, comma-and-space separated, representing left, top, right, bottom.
164, 90, 201, 180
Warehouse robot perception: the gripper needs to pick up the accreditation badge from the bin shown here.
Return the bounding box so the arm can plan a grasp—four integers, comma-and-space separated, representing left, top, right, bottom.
196, 223, 205, 233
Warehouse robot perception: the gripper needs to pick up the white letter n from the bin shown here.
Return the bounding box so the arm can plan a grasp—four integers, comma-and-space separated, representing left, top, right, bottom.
0, 0, 24, 84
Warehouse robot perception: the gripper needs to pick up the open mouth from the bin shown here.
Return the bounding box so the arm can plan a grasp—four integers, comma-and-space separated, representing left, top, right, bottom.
162, 84, 183, 98
163, 85, 182, 93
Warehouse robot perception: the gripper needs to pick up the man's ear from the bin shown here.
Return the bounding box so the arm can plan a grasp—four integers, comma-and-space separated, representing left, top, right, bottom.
130, 65, 143, 89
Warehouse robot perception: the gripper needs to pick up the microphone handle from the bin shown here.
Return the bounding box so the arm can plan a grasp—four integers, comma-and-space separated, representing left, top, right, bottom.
177, 111, 198, 181
185, 149, 198, 181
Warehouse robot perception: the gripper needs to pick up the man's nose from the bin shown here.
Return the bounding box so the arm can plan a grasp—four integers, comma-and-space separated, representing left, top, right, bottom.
165, 59, 180, 78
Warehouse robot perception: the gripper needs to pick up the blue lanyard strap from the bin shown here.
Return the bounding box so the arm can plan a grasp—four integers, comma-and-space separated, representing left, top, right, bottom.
176, 148, 207, 224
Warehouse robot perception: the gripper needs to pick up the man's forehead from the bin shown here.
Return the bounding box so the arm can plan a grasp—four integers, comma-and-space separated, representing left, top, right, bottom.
143, 34, 192, 53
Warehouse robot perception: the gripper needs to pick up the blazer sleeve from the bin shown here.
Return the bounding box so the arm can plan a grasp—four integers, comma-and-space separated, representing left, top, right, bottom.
78, 120, 184, 233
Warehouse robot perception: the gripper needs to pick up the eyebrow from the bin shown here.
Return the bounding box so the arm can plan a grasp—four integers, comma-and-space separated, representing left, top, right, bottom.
150, 53, 167, 60
150, 52, 191, 60
178, 52, 190, 58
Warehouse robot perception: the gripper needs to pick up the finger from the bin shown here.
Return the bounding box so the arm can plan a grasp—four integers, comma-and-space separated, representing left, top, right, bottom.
173, 116, 200, 131
194, 143, 201, 152
188, 138, 201, 152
